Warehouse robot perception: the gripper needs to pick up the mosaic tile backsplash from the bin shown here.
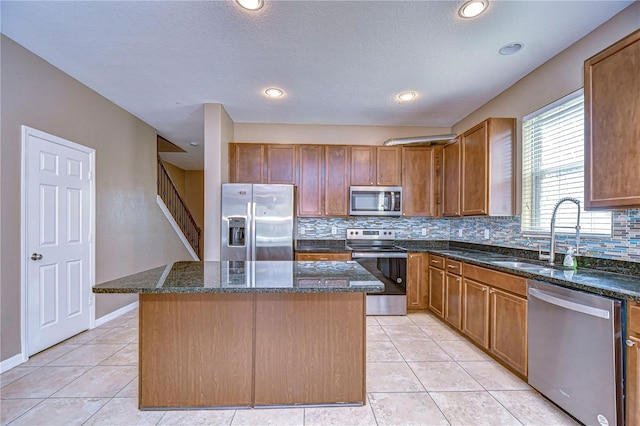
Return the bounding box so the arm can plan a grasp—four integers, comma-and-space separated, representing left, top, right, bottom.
297, 209, 640, 263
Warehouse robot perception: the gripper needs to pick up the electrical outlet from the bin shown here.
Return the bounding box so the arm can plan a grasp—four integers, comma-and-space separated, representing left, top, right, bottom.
300, 227, 306, 235
421, 228, 427, 236
331, 226, 338, 235
484, 229, 490, 239
458, 229, 463, 237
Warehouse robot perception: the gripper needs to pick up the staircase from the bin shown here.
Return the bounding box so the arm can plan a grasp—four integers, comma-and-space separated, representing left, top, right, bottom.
157, 157, 201, 258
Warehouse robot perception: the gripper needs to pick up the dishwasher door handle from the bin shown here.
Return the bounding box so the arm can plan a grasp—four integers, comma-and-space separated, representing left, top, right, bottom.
528, 287, 610, 320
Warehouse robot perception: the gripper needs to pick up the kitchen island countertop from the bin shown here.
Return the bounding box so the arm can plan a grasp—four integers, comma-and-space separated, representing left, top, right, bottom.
92, 260, 384, 294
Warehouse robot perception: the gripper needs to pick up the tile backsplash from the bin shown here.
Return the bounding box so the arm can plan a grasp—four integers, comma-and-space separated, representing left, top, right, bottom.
297, 209, 640, 263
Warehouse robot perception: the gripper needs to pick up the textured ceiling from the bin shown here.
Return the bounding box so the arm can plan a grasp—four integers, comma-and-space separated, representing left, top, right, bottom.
1, 1, 635, 169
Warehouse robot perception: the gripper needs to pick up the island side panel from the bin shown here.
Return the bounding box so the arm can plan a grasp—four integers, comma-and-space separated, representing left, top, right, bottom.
254, 292, 366, 405
139, 293, 255, 408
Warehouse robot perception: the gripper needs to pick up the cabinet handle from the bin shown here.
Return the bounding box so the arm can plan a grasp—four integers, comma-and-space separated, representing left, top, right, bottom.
448, 265, 457, 268
489, 289, 495, 294
481, 287, 487, 292
431, 260, 439, 264
319, 258, 328, 260
627, 339, 636, 347
455, 278, 460, 282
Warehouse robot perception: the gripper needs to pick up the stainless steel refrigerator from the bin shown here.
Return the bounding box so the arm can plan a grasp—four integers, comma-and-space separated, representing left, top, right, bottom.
221, 184, 295, 261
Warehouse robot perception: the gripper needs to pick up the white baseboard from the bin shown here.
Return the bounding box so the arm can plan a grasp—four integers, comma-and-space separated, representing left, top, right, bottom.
0, 353, 28, 374
95, 301, 139, 327
156, 195, 200, 260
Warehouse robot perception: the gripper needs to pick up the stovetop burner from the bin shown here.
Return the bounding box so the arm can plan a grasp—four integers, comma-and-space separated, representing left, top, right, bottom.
346, 228, 406, 254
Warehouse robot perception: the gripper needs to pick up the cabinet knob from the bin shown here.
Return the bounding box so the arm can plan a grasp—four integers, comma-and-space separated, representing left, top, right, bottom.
627, 339, 636, 347
481, 287, 487, 292
456, 277, 460, 282
489, 289, 495, 294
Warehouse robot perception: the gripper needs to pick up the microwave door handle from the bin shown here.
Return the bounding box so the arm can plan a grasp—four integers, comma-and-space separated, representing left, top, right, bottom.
389, 192, 395, 212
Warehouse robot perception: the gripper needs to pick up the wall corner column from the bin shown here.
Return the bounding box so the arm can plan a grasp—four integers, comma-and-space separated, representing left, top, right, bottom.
203, 103, 234, 261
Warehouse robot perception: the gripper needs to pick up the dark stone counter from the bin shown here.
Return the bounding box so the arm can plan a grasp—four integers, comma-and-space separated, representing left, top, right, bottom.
92, 261, 384, 294
397, 242, 640, 302
295, 240, 349, 253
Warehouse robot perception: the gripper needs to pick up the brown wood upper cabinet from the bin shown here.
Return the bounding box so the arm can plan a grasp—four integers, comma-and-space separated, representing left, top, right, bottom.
297, 145, 350, 217
585, 29, 640, 209
350, 146, 401, 186
442, 139, 461, 217
460, 118, 515, 216
229, 143, 265, 183
402, 146, 438, 217
229, 143, 296, 184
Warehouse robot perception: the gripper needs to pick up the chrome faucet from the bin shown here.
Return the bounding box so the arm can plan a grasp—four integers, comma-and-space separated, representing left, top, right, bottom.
539, 197, 581, 265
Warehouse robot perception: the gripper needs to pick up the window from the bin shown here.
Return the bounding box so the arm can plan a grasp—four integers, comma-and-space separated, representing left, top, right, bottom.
521, 90, 611, 235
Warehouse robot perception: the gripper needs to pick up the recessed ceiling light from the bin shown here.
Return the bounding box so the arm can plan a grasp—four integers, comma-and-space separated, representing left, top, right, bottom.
265, 87, 284, 98
189, 141, 199, 147
236, 0, 264, 11
458, 0, 488, 18
397, 91, 417, 101
499, 42, 524, 55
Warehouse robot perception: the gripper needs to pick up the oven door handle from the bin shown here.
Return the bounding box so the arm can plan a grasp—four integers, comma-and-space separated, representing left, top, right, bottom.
351, 252, 407, 259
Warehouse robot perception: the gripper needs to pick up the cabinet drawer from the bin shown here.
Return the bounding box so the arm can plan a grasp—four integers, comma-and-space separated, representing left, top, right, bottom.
463, 264, 527, 297
429, 254, 445, 269
629, 302, 640, 334
445, 259, 462, 275
295, 252, 352, 261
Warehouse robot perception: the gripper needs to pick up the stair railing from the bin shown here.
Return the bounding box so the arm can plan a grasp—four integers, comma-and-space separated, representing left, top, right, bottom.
157, 157, 201, 257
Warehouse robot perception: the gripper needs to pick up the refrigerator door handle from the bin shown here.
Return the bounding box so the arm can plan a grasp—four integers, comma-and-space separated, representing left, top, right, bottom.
246, 201, 252, 261
250, 201, 257, 261
528, 287, 610, 320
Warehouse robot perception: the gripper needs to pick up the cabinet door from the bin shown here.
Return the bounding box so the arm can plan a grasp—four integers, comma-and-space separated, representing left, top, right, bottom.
402, 147, 436, 217
297, 145, 324, 217
428, 266, 445, 317
230, 143, 264, 183
444, 273, 462, 329
266, 145, 296, 184
406, 253, 427, 309
324, 146, 350, 216
462, 278, 489, 348
585, 30, 640, 209
376, 147, 401, 186
350, 146, 375, 185
627, 335, 640, 426
490, 288, 528, 376
442, 140, 461, 217
461, 122, 489, 215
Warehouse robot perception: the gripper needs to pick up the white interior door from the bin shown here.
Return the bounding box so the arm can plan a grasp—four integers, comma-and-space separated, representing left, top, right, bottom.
24, 127, 93, 356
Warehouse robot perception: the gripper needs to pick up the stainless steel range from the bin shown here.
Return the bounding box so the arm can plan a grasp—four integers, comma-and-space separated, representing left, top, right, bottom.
346, 228, 407, 315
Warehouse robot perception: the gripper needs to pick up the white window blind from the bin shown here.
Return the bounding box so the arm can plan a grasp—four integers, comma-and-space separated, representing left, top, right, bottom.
521, 90, 611, 235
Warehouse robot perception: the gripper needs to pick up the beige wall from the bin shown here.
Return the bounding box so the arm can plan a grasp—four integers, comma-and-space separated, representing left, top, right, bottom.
451, 2, 639, 212
233, 123, 452, 145
0, 35, 191, 362
185, 171, 205, 231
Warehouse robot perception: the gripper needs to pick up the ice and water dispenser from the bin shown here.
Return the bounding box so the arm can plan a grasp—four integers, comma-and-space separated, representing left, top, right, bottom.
228, 217, 246, 247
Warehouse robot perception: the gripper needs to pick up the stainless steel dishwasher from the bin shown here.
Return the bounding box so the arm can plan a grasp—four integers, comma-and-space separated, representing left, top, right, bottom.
527, 280, 624, 426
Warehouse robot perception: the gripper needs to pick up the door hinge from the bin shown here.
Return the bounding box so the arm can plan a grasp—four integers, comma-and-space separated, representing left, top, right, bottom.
88, 233, 92, 243
88, 171, 93, 180
88, 295, 92, 306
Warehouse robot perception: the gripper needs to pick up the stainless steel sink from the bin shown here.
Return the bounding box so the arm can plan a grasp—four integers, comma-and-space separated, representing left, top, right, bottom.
491, 260, 548, 270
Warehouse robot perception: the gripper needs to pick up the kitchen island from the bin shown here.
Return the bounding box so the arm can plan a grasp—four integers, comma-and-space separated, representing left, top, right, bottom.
93, 261, 383, 410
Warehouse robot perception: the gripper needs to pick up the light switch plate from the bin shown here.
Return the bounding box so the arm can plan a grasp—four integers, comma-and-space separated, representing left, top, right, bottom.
458, 229, 463, 237
300, 227, 306, 235
421, 228, 427, 236
331, 226, 337, 235
484, 229, 490, 239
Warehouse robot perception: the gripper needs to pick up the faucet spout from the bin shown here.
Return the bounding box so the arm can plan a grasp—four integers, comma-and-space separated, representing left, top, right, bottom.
549, 197, 581, 266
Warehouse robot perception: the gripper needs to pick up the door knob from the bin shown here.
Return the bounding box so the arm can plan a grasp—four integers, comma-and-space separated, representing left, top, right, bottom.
31, 253, 43, 261
626, 339, 636, 347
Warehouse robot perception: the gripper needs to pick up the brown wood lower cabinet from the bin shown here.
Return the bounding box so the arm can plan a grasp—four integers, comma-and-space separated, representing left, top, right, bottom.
627, 302, 640, 425
490, 288, 528, 376
407, 253, 428, 309
139, 292, 366, 409
428, 265, 445, 317
461, 263, 528, 377
444, 259, 463, 329
462, 278, 490, 348
295, 252, 351, 261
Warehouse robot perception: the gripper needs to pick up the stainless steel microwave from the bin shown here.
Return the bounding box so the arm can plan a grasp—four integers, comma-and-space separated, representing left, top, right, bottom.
349, 186, 402, 216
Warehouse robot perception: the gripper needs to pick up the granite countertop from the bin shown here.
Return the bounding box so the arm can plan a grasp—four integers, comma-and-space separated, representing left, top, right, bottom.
92, 261, 384, 294
398, 242, 640, 302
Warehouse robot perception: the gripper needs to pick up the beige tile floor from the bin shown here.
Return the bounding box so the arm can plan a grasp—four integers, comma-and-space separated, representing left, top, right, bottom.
1, 310, 579, 425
